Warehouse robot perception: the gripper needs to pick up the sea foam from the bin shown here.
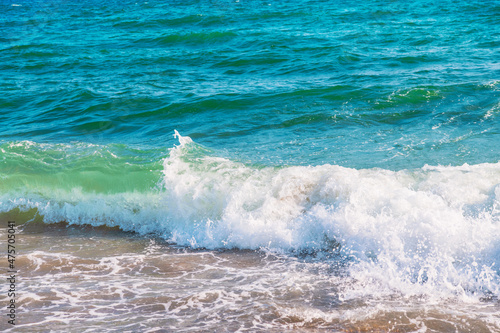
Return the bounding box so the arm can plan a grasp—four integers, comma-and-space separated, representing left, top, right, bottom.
1, 132, 499, 299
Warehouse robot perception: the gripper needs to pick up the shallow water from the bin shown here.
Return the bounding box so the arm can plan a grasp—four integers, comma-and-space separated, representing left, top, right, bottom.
1, 223, 498, 332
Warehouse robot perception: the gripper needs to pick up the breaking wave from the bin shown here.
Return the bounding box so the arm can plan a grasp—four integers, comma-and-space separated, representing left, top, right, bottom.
1, 131, 500, 300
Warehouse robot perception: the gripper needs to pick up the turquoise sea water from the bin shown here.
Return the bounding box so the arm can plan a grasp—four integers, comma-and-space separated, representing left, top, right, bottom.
1, 0, 500, 331
2, 0, 500, 169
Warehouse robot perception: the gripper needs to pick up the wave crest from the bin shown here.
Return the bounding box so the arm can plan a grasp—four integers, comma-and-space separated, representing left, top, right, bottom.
1, 132, 500, 298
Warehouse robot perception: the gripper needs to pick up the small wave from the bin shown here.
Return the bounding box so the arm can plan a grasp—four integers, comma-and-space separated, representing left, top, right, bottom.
113, 14, 227, 29
133, 31, 238, 47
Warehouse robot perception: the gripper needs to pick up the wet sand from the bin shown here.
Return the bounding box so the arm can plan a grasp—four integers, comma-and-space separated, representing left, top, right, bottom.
0, 222, 498, 332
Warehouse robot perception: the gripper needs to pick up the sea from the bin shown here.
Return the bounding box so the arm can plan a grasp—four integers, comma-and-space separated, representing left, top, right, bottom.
1, 0, 500, 332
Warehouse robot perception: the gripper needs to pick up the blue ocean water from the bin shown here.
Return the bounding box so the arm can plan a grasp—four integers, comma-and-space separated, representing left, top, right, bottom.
1, 0, 500, 331
2, 0, 499, 169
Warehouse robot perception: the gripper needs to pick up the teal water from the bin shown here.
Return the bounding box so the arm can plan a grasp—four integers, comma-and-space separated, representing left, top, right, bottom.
2, 0, 499, 169
1, 0, 500, 331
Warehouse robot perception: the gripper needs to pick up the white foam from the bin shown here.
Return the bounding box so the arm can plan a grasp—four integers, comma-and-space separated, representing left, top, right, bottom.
1, 131, 499, 300
159, 131, 500, 299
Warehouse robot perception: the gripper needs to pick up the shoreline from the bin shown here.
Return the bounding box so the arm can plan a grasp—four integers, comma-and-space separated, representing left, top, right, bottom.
0, 221, 498, 332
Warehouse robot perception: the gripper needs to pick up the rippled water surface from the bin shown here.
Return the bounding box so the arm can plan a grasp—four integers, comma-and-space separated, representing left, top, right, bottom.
1, 0, 500, 332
